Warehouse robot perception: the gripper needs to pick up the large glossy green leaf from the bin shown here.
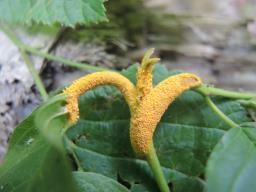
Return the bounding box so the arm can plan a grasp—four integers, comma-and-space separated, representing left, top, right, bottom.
206, 127, 256, 192
0, 101, 77, 192
65, 64, 253, 192
0, 0, 107, 26
73, 172, 130, 192
66, 133, 205, 192
34, 94, 68, 150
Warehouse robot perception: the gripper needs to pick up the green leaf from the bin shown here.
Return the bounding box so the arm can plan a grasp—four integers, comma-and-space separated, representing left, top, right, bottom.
73, 172, 130, 192
0, 108, 77, 192
1, 64, 254, 192
206, 127, 256, 192
66, 135, 205, 192
34, 94, 68, 149
65, 64, 253, 191
0, 0, 107, 26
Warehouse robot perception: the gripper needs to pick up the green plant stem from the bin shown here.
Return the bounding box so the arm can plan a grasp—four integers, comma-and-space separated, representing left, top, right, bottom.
204, 96, 238, 128
1, 24, 48, 100
22, 44, 108, 71
196, 85, 256, 100
146, 143, 170, 192
238, 99, 256, 108
20, 50, 48, 101
0, 24, 108, 72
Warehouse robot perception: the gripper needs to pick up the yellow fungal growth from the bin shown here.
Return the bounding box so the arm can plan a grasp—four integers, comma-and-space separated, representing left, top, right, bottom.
136, 48, 160, 100
130, 73, 202, 155
61, 49, 203, 192
62, 48, 202, 158
63, 71, 137, 124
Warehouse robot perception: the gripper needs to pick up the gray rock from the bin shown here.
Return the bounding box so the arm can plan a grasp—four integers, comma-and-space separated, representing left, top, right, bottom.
0, 28, 54, 159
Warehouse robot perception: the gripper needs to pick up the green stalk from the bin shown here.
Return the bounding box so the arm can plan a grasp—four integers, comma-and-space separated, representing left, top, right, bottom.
0, 23, 24, 48
0, 24, 108, 72
22, 44, 108, 71
238, 99, 256, 108
146, 143, 170, 192
196, 85, 256, 100
20, 50, 48, 101
204, 96, 238, 128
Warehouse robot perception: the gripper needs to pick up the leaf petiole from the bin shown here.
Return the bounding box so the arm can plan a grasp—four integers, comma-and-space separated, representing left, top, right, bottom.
146, 143, 170, 192
204, 96, 238, 128
196, 85, 255, 128
238, 99, 256, 109
20, 49, 48, 101
196, 85, 256, 100
0, 24, 109, 72
22, 44, 108, 72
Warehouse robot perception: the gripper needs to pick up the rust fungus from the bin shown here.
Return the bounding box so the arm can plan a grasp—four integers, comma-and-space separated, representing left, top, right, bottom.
130, 73, 202, 155
63, 49, 202, 156
63, 71, 137, 124
62, 49, 202, 192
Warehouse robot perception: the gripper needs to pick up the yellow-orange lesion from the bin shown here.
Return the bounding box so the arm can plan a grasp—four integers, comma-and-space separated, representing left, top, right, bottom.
63, 71, 137, 124
136, 48, 160, 101
130, 73, 202, 156
63, 49, 203, 157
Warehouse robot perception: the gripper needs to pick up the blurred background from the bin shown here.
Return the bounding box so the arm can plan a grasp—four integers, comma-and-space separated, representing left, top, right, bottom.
0, 0, 256, 159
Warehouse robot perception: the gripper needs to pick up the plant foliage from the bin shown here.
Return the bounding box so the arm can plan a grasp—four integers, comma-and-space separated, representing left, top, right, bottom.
0, 0, 107, 26
0, 65, 255, 192
206, 125, 256, 192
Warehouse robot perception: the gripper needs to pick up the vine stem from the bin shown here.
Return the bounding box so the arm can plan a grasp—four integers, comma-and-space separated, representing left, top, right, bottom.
196, 85, 256, 100
238, 99, 256, 108
20, 50, 48, 101
204, 96, 238, 128
146, 143, 170, 192
0, 24, 48, 100
22, 44, 108, 71
0, 24, 108, 72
